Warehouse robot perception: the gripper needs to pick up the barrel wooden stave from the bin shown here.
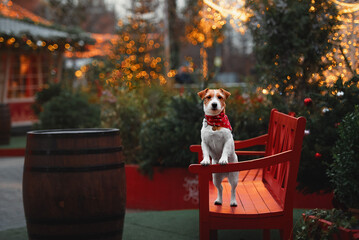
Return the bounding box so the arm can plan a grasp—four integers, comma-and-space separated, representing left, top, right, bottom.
23, 129, 125, 240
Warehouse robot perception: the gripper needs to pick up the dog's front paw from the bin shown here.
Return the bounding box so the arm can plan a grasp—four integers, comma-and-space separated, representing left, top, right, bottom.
200, 158, 211, 166
218, 157, 228, 165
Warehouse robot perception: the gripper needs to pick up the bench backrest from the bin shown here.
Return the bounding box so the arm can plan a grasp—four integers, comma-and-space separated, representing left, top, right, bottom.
263, 109, 306, 208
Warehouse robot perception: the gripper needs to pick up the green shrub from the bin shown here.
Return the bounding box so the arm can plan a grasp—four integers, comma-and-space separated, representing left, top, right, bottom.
100, 85, 172, 164
226, 89, 272, 140
296, 76, 359, 193
139, 92, 203, 174
295, 209, 358, 240
327, 106, 359, 209
101, 92, 142, 164
39, 91, 100, 129
33, 83, 62, 116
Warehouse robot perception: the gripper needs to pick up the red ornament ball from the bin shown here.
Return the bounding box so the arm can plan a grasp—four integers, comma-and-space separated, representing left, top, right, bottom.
315, 153, 322, 159
304, 98, 313, 106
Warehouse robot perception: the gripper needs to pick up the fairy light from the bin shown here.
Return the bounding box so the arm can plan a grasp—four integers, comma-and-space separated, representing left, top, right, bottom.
203, 0, 252, 34
322, 0, 359, 85
331, 0, 359, 14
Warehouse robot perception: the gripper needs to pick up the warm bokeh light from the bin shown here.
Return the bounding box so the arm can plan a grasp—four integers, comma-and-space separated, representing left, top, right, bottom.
322, 0, 359, 85
203, 0, 252, 34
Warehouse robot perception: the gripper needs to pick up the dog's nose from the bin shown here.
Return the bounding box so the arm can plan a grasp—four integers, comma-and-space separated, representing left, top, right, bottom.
212, 103, 217, 109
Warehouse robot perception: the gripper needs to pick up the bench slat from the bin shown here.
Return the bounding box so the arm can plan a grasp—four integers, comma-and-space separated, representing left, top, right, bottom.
209, 182, 232, 214
243, 181, 271, 214
236, 182, 258, 214
238, 170, 249, 182
253, 181, 283, 212
208, 179, 283, 216
243, 169, 260, 182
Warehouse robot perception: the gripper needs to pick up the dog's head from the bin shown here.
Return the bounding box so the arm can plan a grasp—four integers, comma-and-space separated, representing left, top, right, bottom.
197, 88, 231, 116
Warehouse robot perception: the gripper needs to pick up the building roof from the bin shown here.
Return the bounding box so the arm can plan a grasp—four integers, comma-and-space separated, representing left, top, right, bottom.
0, 1, 93, 50
0, 0, 51, 25
65, 33, 118, 58
0, 17, 68, 39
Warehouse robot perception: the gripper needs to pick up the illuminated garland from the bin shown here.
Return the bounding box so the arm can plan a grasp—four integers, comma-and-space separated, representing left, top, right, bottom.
0, 33, 89, 53
203, 0, 252, 34
331, 0, 359, 14
0, 0, 93, 53
323, 0, 359, 84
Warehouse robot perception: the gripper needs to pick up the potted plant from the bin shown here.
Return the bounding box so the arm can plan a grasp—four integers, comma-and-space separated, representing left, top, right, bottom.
296, 209, 359, 240
296, 106, 359, 239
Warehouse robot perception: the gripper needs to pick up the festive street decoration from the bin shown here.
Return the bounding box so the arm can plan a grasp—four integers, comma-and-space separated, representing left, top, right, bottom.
203, 0, 252, 34
323, 0, 359, 84
304, 98, 313, 106
85, 0, 166, 91
0, 0, 93, 53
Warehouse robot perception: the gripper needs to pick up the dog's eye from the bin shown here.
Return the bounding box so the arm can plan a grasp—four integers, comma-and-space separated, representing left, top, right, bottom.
206, 96, 211, 99
217, 96, 222, 99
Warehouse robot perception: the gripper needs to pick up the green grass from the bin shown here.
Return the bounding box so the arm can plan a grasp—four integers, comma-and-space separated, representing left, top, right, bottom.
0, 209, 307, 240
0, 136, 26, 149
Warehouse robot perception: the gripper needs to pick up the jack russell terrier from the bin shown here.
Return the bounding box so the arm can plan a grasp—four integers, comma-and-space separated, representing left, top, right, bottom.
198, 88, 238, 207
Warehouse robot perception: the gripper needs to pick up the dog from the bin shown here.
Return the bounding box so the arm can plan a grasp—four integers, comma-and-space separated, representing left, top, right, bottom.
197, 88, 238, 207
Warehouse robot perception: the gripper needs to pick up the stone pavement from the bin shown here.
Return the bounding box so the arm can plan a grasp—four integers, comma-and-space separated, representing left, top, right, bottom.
0, 157, 26, 231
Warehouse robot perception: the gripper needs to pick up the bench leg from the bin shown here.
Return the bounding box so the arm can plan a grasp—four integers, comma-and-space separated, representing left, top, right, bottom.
210, 230, 218, 240
199, 224, 217, 240
280, 227, 293, 240
263, 229, 270, 240
200, 223, 210, 240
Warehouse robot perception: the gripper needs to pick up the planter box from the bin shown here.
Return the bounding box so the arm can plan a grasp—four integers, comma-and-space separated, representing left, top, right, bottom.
125, 165, 334, 210
303, 214, 359, 240
126, 165, 199, 210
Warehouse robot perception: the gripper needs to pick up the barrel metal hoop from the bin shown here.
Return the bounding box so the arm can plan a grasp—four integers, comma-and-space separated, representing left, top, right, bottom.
27, 146, 123, 156
27, 129, 120, 138
26, 212, 125, 225
30, 162, 125, 173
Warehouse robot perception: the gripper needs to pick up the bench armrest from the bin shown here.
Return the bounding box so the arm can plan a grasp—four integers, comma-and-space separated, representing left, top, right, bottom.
234, 134, 267, 156
234, 134, 268, 149
189, 144, 202, 153
188, 150, 293, 175
190, 134, 268, 159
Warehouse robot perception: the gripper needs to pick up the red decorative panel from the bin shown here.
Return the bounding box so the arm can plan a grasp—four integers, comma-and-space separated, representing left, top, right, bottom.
9, 102, 37, 125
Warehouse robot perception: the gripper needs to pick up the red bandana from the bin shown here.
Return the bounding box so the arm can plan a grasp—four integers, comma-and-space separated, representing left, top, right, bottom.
205, 111, 232, 131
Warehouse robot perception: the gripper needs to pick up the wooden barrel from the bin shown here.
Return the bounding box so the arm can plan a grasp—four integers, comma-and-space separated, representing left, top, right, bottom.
0, 103, 11, 145
23, 129, 126, 240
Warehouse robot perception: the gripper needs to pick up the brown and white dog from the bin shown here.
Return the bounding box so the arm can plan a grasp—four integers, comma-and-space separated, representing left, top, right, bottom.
198, 88, 238, 206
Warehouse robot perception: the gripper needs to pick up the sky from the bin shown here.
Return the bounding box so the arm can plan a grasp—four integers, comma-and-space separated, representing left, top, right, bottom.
105, 0, 186, 19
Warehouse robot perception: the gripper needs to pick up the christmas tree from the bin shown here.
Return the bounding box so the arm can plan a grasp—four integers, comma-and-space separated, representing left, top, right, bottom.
183, 0, 226, 84
89, 0, 166, 91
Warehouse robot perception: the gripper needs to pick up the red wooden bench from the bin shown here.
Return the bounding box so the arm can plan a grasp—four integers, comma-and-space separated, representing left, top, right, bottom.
189, 109, 306, 240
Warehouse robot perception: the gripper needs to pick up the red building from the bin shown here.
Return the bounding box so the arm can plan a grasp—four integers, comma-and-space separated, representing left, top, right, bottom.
0, 0, 91, 127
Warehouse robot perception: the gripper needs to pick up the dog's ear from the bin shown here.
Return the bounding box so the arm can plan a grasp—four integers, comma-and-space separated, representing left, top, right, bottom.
219, 88, 231, 99
197, 88, 209, 100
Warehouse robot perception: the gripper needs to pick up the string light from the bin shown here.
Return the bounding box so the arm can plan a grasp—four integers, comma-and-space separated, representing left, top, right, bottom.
322, 0, 359, 85
331, 0, 359, 14
203, 0, 252, 34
